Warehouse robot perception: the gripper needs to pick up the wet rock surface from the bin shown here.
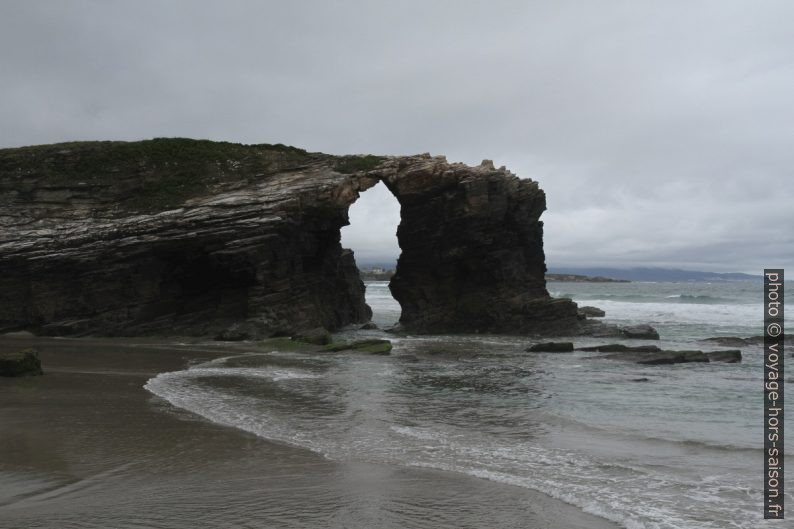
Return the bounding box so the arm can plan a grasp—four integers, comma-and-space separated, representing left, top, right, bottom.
602, 350, 709, 365
526, 342, 574, 353
577, 344, 662, 353
704, 350, 742, 363
596, 348, 742, 365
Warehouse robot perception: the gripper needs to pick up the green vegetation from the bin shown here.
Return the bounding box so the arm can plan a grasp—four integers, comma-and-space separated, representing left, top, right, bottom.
334, 155, 384, 174
0, 138, 314, 212
323, 338, 392, 355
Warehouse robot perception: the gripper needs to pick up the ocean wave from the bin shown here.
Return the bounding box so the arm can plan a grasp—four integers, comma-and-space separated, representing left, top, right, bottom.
555, 293, 740, 304
146, 360, 779, 529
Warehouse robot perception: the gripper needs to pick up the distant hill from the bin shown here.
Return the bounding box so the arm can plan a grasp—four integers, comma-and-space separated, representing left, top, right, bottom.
547, 267, 762, 282
545, 273, 629, 283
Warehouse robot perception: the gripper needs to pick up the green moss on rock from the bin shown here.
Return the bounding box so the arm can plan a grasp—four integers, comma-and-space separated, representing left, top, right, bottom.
0, 348, 43, 377
324, 338, 392, 355
0, 138, 315, 213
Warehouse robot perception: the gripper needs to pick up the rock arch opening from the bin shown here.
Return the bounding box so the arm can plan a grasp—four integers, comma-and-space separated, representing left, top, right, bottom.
341, 181, 402, 328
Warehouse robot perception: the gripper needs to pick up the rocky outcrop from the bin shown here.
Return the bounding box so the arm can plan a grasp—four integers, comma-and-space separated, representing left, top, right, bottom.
380, 158, 578, 334
577, 306, 606, 318
526, 342, 574, 352
620, 324, 660, 340
0, 139, 580, 338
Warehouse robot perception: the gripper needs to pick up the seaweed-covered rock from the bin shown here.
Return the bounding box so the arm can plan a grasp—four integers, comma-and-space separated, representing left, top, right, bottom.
293, 328, 332, 345
0, 348, 43, 377
324, 339, 392, 355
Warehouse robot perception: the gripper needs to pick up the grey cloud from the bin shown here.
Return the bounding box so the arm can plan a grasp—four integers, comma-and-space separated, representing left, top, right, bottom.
1, 0, 792, 273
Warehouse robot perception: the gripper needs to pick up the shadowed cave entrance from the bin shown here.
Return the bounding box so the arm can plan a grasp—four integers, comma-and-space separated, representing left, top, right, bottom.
341, 181, 403, 328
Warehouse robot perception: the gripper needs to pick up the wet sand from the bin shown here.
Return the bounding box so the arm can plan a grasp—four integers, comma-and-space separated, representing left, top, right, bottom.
0, 336, 618, 529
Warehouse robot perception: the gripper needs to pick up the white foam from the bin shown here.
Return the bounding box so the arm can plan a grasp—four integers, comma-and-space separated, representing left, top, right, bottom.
145, 340, 776, 529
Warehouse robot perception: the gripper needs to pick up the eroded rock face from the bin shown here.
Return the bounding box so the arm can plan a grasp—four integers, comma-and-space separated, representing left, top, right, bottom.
0, 139, 580, 338
375, 157, 579, 334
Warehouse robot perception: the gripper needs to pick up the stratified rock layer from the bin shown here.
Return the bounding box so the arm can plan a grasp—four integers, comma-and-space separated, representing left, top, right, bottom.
0, 139, 579, 338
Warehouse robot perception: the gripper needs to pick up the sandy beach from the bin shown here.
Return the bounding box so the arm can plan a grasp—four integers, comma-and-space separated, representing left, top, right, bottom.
0, 336, 617, 529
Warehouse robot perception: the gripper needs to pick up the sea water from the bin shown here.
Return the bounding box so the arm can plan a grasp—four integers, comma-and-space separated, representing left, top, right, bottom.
146, 280, 793, 528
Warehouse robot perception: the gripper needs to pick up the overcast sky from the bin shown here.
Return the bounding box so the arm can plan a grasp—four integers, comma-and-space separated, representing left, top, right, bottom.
2, 1, 792, 273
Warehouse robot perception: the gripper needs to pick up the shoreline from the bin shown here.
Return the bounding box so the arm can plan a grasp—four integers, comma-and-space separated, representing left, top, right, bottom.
0, 335, 619, 529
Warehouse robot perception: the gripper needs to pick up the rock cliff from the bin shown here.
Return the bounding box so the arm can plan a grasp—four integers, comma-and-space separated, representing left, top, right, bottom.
0, 138, 580, 338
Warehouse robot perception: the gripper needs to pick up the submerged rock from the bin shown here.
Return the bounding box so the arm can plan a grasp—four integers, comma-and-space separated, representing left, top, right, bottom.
701, 335, 793, 347
700, 336, 758, 347
620, 325, 660, 340
599, 348, 741, 365
577, 306, 606, 318
360, 322, 378, 330
578, 344, 662, 353
704, 350, 742, 363
602, 350, 708, 365
0, 348, 43, 377
526, 342, 574, 353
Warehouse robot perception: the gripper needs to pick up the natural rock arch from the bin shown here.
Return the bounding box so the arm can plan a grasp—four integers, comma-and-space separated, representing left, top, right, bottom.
0, 139, 579, 338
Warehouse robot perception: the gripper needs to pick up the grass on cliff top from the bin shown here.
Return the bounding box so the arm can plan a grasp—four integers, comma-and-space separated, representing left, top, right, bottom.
0, 138, 314, 212
334, 155, 385, 174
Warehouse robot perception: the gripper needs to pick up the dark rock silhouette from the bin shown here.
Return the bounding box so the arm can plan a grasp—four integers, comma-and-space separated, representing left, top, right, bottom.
526, 342, 574, 352
578, 344, 662, 353
704, 350, 742, 363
